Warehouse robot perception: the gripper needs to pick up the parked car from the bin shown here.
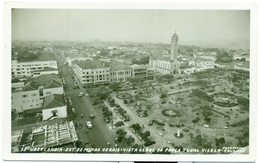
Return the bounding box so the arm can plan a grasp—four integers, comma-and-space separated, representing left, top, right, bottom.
89, 114, 95, 119
166, 140, 171, 144
148, 120, 153, 126
86, 121, 93, 129
159, 133, 163, 136
138, 136, 142, 140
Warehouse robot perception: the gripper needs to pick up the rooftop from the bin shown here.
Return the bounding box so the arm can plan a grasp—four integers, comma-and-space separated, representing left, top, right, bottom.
106, 59, 131, 70
73, 60, 108, 69
31, 121, 78, 149
35, 67, 58, 72
43, 94, 65, 109
236, 61, 250, 69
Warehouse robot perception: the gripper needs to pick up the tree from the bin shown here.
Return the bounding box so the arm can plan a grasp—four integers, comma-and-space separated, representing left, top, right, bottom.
160, 93, 167, 99
143, 130, 151, 138
130, 123, 141, 132
124, 136, 135, 146
139, 56, 149, 65
109, 82, 120, 91
114, 121, 125, 127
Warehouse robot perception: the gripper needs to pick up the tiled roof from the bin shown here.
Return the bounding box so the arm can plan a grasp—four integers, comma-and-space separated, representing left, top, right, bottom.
44, 79, 62, 89
43, 94, 65, 109
22, 81, 38, 91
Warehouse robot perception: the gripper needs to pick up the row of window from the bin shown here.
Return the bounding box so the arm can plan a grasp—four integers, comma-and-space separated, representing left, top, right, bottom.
82, 70, 109, 74
22, 93, 37, 98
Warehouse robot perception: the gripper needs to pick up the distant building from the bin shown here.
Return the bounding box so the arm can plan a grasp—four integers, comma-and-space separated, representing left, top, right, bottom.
11, 60, 58, 78
234, 61, 249, 71
215, 63, 235, 69
66, 57, 93, 66
61, 49, 78, 56
149, 32, 181, 74
189, 57, 215, 69
42, 94, 67, 121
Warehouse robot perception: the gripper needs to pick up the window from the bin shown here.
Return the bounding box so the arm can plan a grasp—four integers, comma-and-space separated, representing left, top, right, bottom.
22, 95, 28, 98
30, 105, 33, 107
32, 100, 34, 102
46, 92, 51, 95
87, 72, 89, 74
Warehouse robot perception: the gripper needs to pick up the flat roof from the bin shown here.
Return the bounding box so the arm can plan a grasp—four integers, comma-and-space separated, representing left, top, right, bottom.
73, 60, 108, 69
31, 121, 78, 148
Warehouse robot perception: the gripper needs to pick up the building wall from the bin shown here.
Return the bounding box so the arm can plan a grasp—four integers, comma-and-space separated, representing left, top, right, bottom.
11, 60, 57, 78
43, 87, 64, 97
42, 105, 67, 120
110, 68, 131, 82
12, 90, 42, 113
74, 64, 110, 86
33, 70, 59, 77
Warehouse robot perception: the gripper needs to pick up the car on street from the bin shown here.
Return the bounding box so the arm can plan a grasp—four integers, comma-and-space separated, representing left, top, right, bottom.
86, 121, 93, 129
167, 140, 171, 144
138, 136, 142, 140
148, 120, 153, 126
159, 133, 163, 136
138, 114, 144, 117
89, 114, 95, 119
224, 126, 229, 129
132, 130, 136, 133
78, 92, 84, 97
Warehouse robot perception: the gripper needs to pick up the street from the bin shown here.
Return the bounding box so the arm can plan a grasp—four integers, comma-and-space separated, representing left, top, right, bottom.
57, 55, 117, 149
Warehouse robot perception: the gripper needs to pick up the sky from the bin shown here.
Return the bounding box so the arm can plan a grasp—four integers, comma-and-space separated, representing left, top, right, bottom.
12, 9, 250, 47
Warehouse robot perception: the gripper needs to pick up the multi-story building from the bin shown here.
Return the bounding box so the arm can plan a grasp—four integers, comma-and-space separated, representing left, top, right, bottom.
61, 48, 78, 56
149, 32, 181, 74
11, 60, 58, 78
11, 74, 63, 114
73, 60, 110, 87
108, 60, 132, 82
189, 57, 215, 69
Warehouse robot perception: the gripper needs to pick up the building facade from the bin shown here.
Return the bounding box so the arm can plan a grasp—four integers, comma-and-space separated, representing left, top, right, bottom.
11, 75, 63, 114
73, 60, 110, 87
11, 60, 58, 78
149, 32, 181, 74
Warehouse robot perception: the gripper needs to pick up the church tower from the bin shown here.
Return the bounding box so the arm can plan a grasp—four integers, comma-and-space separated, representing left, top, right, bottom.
170, 31, 180, 74
170, 31, 179, 62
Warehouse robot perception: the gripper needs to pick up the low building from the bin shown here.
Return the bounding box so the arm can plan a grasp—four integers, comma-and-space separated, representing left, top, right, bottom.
42, 94, 67, 121
189, 57, 215, 69
29, 121, 78, 149
12, 74, 63, 114
12, 60, 58, 78
234, 62, 250, 71
11, 129, 24, 153
215, 63, 235, 69
66, 57, 93, 66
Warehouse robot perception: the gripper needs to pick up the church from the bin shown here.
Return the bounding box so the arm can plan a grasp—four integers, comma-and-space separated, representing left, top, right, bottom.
149, 32, 181, 74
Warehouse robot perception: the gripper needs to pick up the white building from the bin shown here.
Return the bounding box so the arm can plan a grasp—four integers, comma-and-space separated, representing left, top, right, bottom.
11, 74, 63, 114
61, 49, 78, 56
11, 60, 58, 78
66, 57, 93, 66
73, 60, 110, 87
42, 94, 67, 121
108, 60, 132, 82
149, 32, 181, 74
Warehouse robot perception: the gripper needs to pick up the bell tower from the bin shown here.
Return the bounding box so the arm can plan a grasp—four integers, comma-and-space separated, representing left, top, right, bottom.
170, 30, 179, 62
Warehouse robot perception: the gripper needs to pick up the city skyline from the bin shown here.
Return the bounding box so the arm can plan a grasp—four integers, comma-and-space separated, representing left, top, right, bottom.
12, 9, 250, 49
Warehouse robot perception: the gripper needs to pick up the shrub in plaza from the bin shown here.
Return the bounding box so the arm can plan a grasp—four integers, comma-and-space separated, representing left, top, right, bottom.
162, 109, 179, 117
114, 121, 125, 127
144, 140, 156, 147
192, 117, 200, 123
154, 119, 165, 126
174, 132, 184, 138
183, 128, 189, 132
169, 123, 177, 127
116, 93, 132, 99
